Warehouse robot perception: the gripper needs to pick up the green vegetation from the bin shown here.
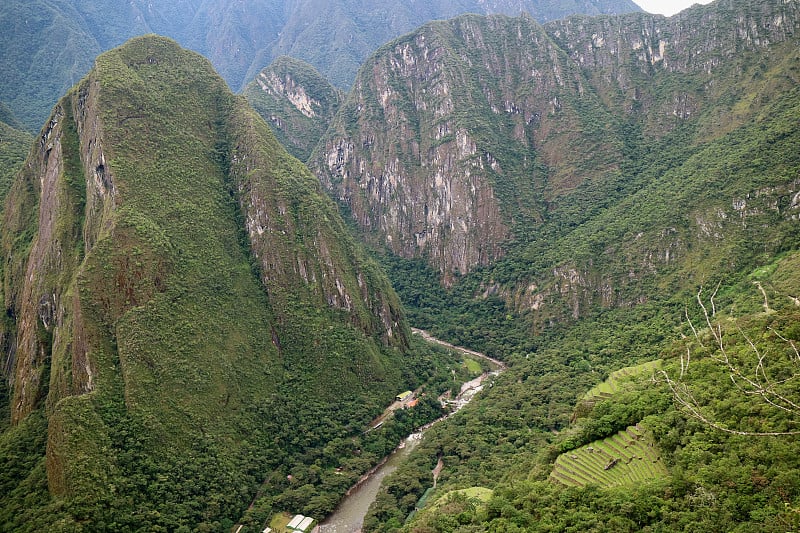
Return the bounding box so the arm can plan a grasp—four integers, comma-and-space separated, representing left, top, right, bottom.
579, 360, 662, 405
0, 1, 101, 129
365, 256, 800, 531
352, 5, 800, 529
1, 0, 642, 130
550, 425, 669, 488
0, 36, 464, 531
1, 2, 798, 532
0, 118, 31, 202
462, 358, 483, 375
244, 56, 343, 163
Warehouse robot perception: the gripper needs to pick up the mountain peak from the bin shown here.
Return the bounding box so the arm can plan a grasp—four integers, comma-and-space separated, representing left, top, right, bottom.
1, 35, 408, 528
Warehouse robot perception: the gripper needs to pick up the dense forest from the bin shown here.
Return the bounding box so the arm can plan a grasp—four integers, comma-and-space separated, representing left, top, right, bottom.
0, 37, 478, 530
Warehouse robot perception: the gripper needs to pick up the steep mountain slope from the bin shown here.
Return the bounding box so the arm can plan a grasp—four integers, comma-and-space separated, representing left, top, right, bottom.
244, 57, 344, 162
0, 0, 641, 131
312, 0, 799, 303
345, 2, 800, 530
0, 36, 411, 529
0, 117, 31, 203
312, 14, 624, 283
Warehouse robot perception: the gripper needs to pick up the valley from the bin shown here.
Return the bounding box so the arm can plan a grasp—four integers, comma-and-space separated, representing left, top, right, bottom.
318, 332, 505, 532
0, 0, 799, 531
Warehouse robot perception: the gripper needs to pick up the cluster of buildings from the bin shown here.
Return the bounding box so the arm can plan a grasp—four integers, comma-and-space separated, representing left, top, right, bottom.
285, 514, 315, 532
261, 512, 315, 533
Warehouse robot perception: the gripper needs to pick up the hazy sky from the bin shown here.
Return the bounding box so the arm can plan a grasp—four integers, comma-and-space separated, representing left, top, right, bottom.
635, 0, 714, 16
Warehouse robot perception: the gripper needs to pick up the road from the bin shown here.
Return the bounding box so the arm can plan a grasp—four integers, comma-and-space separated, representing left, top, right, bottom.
411, 328, 507, 370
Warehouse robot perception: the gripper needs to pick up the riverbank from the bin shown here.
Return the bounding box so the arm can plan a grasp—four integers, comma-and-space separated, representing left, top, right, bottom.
318, 332, 506, 532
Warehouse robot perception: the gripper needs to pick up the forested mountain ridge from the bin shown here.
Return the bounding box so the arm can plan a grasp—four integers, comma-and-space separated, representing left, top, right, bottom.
0, 0, 641, 131
243, 57, 344, 162
339, 2, 800, 530
311, 0, 800, 322
0, 35, 423, 529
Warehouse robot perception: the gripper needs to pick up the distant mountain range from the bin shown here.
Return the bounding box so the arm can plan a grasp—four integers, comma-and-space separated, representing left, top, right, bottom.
0, 0, 641, 130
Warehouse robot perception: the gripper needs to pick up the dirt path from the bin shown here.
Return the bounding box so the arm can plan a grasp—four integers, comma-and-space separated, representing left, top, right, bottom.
411, 328, 507, 370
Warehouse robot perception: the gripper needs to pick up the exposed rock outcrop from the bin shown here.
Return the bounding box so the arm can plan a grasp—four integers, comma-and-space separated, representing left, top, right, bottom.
0, 37, 410, 517
244, 56, 343, 162
312, 14, 622, 283
313, 0, 800, 324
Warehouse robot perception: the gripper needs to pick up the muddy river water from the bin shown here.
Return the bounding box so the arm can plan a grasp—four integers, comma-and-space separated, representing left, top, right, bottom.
318, 368, 500, 532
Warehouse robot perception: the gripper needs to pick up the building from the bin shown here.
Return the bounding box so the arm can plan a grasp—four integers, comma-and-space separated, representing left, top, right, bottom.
286, 514, 315, 532
396, 391, 413, 402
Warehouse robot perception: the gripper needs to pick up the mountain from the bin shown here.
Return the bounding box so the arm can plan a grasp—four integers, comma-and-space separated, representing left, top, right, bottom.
312, 0, 800, 303
317, 1, 800, 530
312, 13, 624, 283
0, 35, 417, 529
243, 57, 344, 162
0, 114, 31, 202
258, 0, 642, 90
0, 0, 642, 131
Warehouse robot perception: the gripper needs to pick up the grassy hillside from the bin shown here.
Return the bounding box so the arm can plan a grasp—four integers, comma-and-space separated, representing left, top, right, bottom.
550, 425, 669, 488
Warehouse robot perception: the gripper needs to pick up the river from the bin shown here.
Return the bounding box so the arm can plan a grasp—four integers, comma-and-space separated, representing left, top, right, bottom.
316, 433, 423, 533
317, 331, 504, 532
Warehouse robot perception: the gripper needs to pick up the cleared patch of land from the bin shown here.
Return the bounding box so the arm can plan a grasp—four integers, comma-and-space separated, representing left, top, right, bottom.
550, 425, 668, 488
581, 360, 662, 404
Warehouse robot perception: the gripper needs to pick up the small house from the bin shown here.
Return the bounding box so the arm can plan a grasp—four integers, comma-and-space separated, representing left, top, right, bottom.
396, 391, 413, 402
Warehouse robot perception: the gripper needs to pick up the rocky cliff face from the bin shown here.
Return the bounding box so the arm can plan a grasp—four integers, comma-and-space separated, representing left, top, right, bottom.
244, 56, 343, 162
312, 0, 800, 322
0, 36, 408, 517
312, 1, 798, 288
546, 0, 800, 134
311, 14, 624, 283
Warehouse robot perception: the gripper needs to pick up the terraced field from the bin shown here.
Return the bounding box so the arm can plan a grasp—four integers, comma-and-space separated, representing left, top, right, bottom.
550, 425, 669, 488
581, 360, 662, 404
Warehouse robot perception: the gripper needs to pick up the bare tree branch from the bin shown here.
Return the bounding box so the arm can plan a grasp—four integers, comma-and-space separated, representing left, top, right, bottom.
660, 285, 800, 436
659, 370, 800, 436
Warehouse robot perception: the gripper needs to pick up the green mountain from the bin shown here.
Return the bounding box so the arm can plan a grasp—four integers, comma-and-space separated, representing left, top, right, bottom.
368, 253, 800, 532
0, 116, 31, 203
0, 35, 422, 530
312, 0, 800, 319
0, 0, 642, 131
2, 1, 798, 531
244, 57, 344, 162
301, 1, 800, 530
312, 12, 622, 283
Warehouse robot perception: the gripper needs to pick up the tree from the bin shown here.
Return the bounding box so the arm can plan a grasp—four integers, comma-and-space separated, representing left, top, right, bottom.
659, 284, 800, 436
